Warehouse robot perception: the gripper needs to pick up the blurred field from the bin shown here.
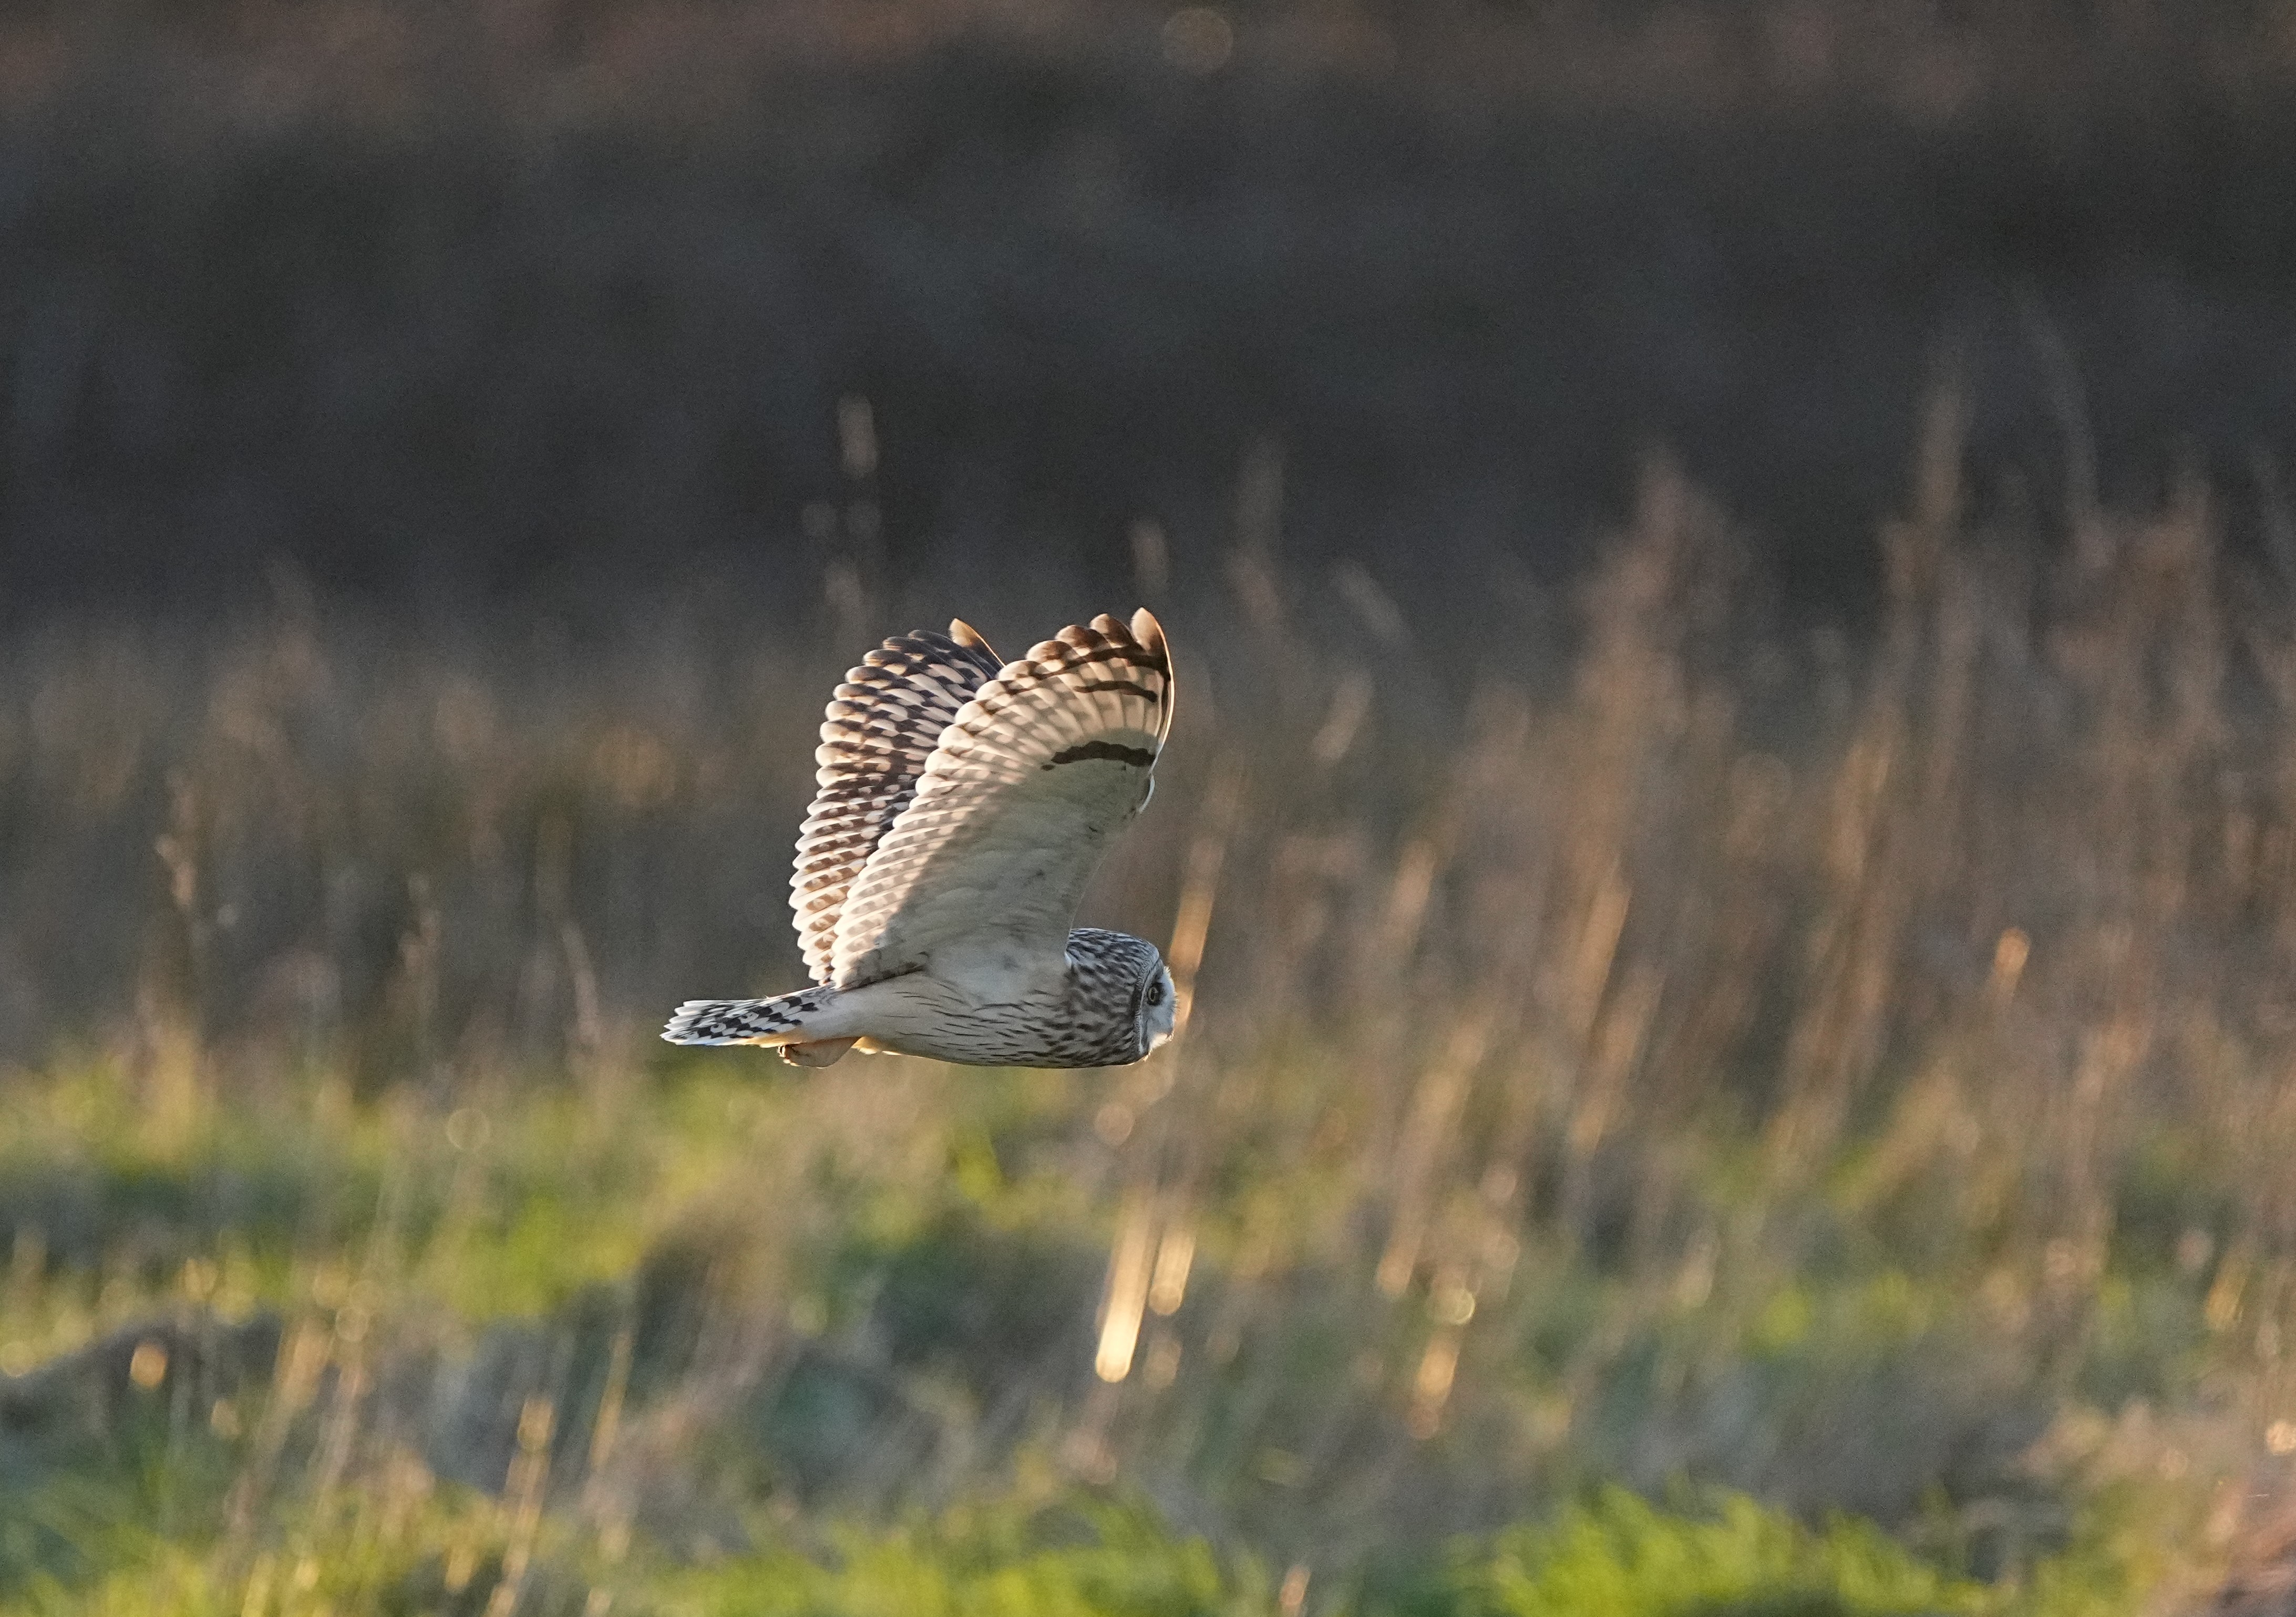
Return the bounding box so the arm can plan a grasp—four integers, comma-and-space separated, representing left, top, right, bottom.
12, 0, 2296, 1611
6, 0, 2296, 614
8, 404, 2296, 1609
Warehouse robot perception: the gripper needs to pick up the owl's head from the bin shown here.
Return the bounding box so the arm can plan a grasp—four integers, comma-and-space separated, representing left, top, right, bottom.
1068, 928, 1178, 1064
1134, 956, 1177, 1058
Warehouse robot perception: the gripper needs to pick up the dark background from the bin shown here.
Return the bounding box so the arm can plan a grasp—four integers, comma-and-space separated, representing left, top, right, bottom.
4, 0, 2295, 625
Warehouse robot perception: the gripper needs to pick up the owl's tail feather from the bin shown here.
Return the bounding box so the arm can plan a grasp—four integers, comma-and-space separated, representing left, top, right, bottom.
663, 985, 840, 1050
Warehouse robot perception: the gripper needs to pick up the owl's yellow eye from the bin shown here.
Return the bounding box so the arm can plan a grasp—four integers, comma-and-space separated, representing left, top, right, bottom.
1146, 981, 1165, 1007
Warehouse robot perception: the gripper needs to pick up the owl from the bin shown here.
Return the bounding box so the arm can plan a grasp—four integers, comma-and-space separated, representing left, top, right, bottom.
663, 610, 1178, 1068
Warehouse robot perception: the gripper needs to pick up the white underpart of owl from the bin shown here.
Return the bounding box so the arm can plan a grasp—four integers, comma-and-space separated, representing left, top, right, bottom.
662, 609, 1179, 1068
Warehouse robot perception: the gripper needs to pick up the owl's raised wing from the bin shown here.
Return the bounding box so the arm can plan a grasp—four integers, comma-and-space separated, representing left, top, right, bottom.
791, 622, 1006, 984
828, 610, 1173, 990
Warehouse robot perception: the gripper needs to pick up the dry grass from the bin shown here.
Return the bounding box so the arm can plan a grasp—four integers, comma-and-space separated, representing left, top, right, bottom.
4, 399, 2296, 1608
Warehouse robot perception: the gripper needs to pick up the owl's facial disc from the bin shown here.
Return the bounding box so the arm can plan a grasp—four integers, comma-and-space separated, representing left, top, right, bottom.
1138, 962, 1178, 1056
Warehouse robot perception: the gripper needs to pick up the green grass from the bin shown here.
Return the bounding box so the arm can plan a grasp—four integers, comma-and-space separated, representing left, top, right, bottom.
0, 1474, 2158, 1617
0, 1046, 2210, 1615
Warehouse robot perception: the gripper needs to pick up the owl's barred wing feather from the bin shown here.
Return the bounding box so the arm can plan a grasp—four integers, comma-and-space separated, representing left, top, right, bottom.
791, 621, 1005, 983
829, 610, 1173, 991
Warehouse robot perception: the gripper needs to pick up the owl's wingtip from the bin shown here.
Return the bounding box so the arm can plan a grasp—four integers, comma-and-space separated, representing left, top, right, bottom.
949, 618, 989, 650
1129, 607, 1167, 664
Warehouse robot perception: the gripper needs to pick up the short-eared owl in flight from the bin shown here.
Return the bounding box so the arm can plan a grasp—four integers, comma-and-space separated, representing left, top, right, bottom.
664, 610, 1178, 1068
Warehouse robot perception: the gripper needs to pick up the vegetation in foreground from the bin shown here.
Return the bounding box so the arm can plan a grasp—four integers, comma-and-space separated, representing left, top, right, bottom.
0, 1056, 2167, 1616
7, 427, 2296, 1609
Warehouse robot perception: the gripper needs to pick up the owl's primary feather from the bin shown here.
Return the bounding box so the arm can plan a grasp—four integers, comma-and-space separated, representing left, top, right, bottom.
790, 622, 1005, 983
664, 609, 1180, 1069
